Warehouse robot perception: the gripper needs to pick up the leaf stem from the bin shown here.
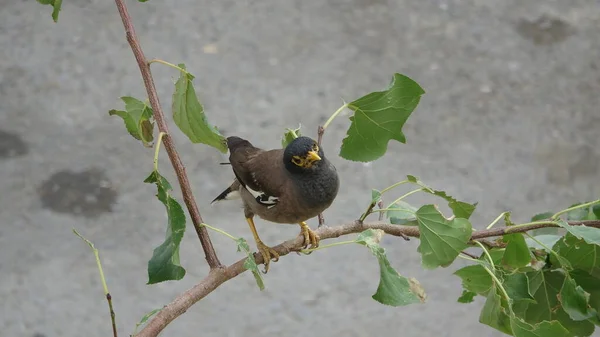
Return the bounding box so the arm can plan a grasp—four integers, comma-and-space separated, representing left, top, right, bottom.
486, 212, 508, 230
148, 59, 189, 74
379, 179, 409, 194
388, 188, 424, 207
200, 223, 238, 241
551, 199, 600, 220
322, 103, 348, 130
300, 240, 356, 254
153, 132, 165, 172
472, 240, 495, 271
483, 265, 514, 314
73, 229, 117, 337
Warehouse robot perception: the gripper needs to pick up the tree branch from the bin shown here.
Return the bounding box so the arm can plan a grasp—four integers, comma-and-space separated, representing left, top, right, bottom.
113, 0, 221, 269
136, 219, 600, 336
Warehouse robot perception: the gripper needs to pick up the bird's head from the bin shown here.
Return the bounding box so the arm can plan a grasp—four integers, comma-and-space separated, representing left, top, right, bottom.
283, 136, 324, 173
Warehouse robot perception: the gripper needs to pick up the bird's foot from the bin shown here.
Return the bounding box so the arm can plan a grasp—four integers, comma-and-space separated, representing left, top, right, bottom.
256, 240, 279, 274
299, 221, 320, 249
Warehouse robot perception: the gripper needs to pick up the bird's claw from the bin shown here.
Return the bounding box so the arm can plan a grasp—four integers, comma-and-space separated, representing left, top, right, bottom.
300, 222, 320, 250
256, 240, 279, 274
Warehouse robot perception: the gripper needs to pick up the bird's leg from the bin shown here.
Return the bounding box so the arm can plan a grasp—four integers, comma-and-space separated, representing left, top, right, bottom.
246, 217, 279, 273
298, 221, 320, 249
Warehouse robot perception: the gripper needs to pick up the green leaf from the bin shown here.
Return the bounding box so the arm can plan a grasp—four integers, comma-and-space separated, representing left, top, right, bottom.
553, 234, 600, 278
407, 175, 477, 219
339, 74, 425, 162
281, 124, 302, 148
593, 205, 600, 219
355, 229, 425, 306
556, 219, 600, 246
416, 205, 472, 268
386, 201, 417, 224
371, 189, 381, 204
236, 238, 265, 291
510, 316, 570, 337
458, 290, 476, 303
505, 273, 535, 303
560, 276, 597, 321
172, 64, 227, 153
36, 0, 62, 22
479, 286, 512, 335
570, 270, 600, 316
133, 308, 161, 335
502, 233, 533, 269
109, 96, 154, 147
144, 171, 186, 284
454, 264, 493, 295
532, 212, 554, 221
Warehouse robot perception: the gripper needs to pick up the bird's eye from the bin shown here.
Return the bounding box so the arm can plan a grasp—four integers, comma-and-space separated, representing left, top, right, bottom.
292, 156, 304, 167
312, 144, 319, 152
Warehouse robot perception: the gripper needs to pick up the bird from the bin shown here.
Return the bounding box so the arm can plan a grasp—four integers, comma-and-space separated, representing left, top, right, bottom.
211, 135, 340, 273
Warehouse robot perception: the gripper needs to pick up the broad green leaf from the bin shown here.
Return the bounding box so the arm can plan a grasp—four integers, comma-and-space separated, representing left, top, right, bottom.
109, 96, 154, 147
556, 219, 600, 246
355, 229, 425, 306
479, 286, 512, 335
524, 270, 561, 323
339, 73, 425, 162
571, 270, 600, 317
553, 234, 600, 278
560, 276, 597, 321
407, 175, 477, 219
416, 205, 472, 268
36, 0, 62, 22
172, 64, 227, 153
510, 316, 570, 337
504, 273, 535, 303
236, 237, 265, 291
458, 290, 476, 303
281, 124, 301, 148
386, 201, 417, 225
144, 171, 186, 284
454, 264, 493, 295
502, 233, 532, 269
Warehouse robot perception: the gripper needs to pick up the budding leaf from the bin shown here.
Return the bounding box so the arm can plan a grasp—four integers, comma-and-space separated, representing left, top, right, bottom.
416, 205, 472, 268
172, 64, 227, 153
355, 229, 425, 306
339, 73, 425, 162
371, 189, 381, 204
36, 0, 62, 22
281, 124, 302, 148
144, 171, 186, 284
109, 96, 154, 147
407, 175, 477, 219
236, 237, 265, 291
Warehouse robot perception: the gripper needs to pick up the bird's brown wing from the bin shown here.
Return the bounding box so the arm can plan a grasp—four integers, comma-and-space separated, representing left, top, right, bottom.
227, 137, 286, 206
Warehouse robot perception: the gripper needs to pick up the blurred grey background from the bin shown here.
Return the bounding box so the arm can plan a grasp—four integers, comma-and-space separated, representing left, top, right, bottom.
1, 0, 599, 336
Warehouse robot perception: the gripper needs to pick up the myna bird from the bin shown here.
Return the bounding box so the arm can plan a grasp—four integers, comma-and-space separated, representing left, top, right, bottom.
211, 135, 340, 272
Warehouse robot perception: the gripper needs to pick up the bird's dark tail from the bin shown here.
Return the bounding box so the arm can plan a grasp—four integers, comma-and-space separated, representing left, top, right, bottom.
210, 180, 241, 205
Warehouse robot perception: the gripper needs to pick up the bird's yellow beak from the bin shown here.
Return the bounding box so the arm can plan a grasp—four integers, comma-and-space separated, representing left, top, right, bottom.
307, 150, 322, 162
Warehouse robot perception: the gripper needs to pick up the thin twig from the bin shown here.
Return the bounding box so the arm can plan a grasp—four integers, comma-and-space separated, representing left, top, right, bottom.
136, 219, 600, 337
460, 251, 479, 259
113, 0, 221, 269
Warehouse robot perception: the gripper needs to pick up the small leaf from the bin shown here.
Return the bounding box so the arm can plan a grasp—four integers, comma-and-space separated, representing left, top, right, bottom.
236, 237, 265, 291
172, 64, 227, 153
371, 189, 381, 204
560, 276, 597, 321
407, 175, 477, 219
339, 74, 425, 162
510, 316, 570, 337
36, 0, 62, 22
355, 229, 425, 306
144, 171, 186, 284
416, 205, 472, 268
109, 96, 154, 147
386, 201, 417, 224
454, 264, 493, 295
502, 233, 532, 269
458, 290, 476, 303
281, 124, 301, 148
133, 308, 161, 335
556, 219, 600, 246
479, 286, 512, 335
